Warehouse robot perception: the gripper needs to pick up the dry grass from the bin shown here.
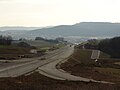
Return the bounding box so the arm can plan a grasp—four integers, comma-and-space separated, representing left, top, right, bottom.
60, 49, 120, 84
0, 45, 30, 54
0, 45, 30, 59
95, 67, 120, 78
100, 51, 110, 59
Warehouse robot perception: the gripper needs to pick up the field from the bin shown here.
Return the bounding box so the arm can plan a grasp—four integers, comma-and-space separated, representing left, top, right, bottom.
0, 45, 30, 54
60, 48, 120, 84
0, 45, 31, 59
24, 40, 64, 51
25, 40, 55, 48
0, 40, 64, 60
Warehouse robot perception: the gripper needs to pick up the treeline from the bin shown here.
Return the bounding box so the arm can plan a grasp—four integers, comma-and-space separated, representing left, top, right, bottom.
98, 37, 120, 58
35, 37, 59, 43
83, 39, 99, 49
78, 36, 120, 58
0, 35, 12, 45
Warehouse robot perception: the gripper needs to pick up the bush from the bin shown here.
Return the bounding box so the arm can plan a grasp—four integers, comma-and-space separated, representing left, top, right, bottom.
17, 42, 30, 47
98, 36, 120, 58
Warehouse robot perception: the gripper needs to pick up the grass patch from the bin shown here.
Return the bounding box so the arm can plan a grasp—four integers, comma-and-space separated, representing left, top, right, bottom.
60, 48, 120, 84
100, 51, 110, 59
0, 45, 31, 59
24, 40, 65, 51
69, 49, 96, 66
73, 49, 91, 62
24, 40, 55, 49
0, 45, 30, 54
95, 67, 120, 78
0, 45, 8, 48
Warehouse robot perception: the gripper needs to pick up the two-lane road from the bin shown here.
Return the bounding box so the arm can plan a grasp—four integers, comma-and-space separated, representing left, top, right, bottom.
0, 45, 113, 84
0, 46, 71, 77
37, 47, 113, 84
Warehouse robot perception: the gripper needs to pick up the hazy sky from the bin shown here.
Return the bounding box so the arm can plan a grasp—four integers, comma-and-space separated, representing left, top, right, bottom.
0, 0, 120, 27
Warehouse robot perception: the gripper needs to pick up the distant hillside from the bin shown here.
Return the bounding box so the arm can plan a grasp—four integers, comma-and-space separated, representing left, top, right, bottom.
0, 22, 120, 42
0, 26, 41, 31
0, 30, 29, 40
26, 22, 120, 39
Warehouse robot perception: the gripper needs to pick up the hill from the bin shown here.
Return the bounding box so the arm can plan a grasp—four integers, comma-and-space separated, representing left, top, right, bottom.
23, 22, 120, 40
0, 22, 120, 42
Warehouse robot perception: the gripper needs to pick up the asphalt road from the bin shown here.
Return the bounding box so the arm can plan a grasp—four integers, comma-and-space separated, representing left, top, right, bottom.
0, 46, 113, 84
37, 47, 113, 84
0, 46, 71, 77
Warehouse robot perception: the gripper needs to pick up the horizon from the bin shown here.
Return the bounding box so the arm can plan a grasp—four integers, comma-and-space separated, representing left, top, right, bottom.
0, 21, 120, 28
0, 0, 120, 27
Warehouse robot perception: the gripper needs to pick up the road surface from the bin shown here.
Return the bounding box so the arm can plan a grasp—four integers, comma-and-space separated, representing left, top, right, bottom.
0, 46, 113, 84
37, 47, 113, 84
0, 46, 71, 77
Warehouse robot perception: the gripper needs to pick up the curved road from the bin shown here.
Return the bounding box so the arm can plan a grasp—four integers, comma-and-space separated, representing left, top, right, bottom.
0, 46, 71, 77
37, 46, 113, 84
0, 46, 113, 84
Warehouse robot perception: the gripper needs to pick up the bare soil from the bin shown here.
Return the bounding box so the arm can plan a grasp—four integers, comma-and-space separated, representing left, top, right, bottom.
60, 49, 120, 85
0, 72, 119, 90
